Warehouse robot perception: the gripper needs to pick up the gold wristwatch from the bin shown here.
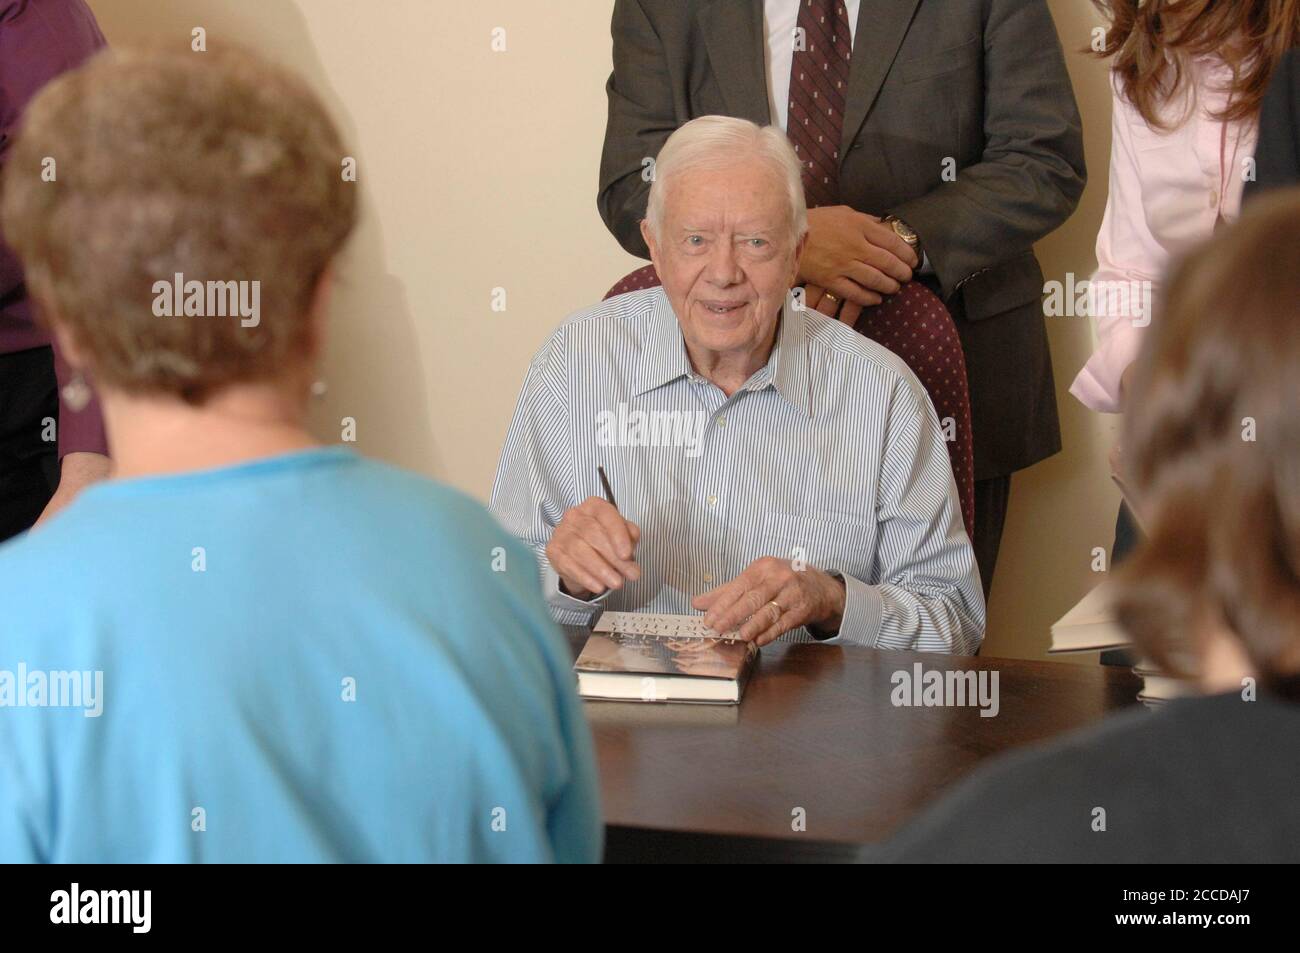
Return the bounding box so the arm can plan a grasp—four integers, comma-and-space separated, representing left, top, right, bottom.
883, 214, 920, 253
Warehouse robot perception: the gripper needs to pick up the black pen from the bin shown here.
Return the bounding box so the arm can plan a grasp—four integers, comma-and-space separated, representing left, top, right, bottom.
597, 465, 618, 510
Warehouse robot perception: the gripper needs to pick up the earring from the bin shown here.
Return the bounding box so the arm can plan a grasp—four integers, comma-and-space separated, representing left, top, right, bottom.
61, 373, 92, 412
310, 379, 327, 399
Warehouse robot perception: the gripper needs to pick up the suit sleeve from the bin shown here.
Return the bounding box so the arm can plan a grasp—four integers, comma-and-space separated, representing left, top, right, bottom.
597, 0, 676, 259
888, 0, 1086, 299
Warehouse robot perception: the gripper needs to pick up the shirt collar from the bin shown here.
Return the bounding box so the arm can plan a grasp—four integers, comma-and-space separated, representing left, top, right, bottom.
755, 299, 813, 417
632, 289, 694, 396
633, 288, 812, 417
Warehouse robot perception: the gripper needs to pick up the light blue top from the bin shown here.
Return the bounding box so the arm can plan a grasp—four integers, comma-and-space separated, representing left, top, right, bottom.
0, 447, 601, 863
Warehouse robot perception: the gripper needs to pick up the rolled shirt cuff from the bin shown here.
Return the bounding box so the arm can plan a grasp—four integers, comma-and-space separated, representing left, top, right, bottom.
1069, 368, 1115, 415
1070, 319, 1146, 415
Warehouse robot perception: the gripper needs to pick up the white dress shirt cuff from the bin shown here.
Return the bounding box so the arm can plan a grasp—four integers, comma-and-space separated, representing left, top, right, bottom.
544, 563, 611, 621
815, 572, 883, 647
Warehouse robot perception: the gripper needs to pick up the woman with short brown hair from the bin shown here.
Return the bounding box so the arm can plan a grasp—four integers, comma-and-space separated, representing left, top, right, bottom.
0, 46, 600, 863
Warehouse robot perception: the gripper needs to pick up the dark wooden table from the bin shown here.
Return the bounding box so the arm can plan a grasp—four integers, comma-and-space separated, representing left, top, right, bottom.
565, 627, 1142, 862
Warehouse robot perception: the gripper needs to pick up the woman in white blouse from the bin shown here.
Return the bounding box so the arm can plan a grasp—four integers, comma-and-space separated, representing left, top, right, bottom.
1074, 0, 1298, 585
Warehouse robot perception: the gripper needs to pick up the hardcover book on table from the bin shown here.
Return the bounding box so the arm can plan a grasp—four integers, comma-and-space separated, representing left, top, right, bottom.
574, 612, 759, 704
1049, 581, 1129, 653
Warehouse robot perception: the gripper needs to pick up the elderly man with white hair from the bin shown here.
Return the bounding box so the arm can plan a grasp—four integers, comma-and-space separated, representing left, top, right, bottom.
491, 116, 983, 653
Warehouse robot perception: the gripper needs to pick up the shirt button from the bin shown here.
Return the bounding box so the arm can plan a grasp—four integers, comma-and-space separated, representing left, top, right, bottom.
1209, 190, 1220, 209
702, 572, 714, 584
717, 416, 727, 428
707, 494, 718, 507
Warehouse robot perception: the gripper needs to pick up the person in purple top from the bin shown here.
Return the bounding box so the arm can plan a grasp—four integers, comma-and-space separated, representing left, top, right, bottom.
0, 0, 108, 540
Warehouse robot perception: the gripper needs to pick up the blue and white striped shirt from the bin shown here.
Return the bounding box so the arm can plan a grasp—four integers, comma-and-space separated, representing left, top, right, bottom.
489, 287, 984, 654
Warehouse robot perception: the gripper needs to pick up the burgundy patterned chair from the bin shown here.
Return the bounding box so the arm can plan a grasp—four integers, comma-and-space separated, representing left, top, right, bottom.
604, 264, 975, 539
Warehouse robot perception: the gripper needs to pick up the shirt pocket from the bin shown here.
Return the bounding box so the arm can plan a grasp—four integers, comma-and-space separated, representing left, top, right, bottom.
760, 511, 875, 577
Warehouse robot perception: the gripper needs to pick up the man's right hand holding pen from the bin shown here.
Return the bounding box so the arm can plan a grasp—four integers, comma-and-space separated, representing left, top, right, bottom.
547, 496, 642, 599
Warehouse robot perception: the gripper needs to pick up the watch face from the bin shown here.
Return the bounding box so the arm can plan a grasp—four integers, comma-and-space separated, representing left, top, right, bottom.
892, 219, 918, 243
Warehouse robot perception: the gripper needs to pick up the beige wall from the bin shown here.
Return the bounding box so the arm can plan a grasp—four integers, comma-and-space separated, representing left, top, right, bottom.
90, 0, 1119, 661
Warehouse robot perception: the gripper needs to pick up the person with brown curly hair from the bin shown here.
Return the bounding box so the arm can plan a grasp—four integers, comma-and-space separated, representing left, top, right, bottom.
874, 190, 1300, 863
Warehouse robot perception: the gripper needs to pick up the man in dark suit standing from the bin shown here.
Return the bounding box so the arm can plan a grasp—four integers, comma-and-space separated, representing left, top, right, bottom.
598, 0, 1086, 597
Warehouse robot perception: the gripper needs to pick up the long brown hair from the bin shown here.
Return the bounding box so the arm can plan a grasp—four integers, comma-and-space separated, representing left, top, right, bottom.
1115, 189, 1300, 695
1090, 0, 1300, 129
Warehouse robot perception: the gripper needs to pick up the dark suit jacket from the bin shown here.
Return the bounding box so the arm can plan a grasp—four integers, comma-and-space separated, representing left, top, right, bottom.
1246, 48, 1300, 199
598, 0, 1086, 480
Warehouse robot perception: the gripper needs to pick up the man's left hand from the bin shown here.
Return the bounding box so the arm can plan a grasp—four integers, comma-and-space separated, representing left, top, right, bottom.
803, 283, 864, 327
692, 558, 847, 646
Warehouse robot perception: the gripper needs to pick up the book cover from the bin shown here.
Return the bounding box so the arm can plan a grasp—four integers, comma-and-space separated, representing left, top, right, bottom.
575, 631, 755, 681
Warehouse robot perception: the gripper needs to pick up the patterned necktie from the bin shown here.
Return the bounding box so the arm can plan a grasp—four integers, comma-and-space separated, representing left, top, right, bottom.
787, 0, 852, 208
